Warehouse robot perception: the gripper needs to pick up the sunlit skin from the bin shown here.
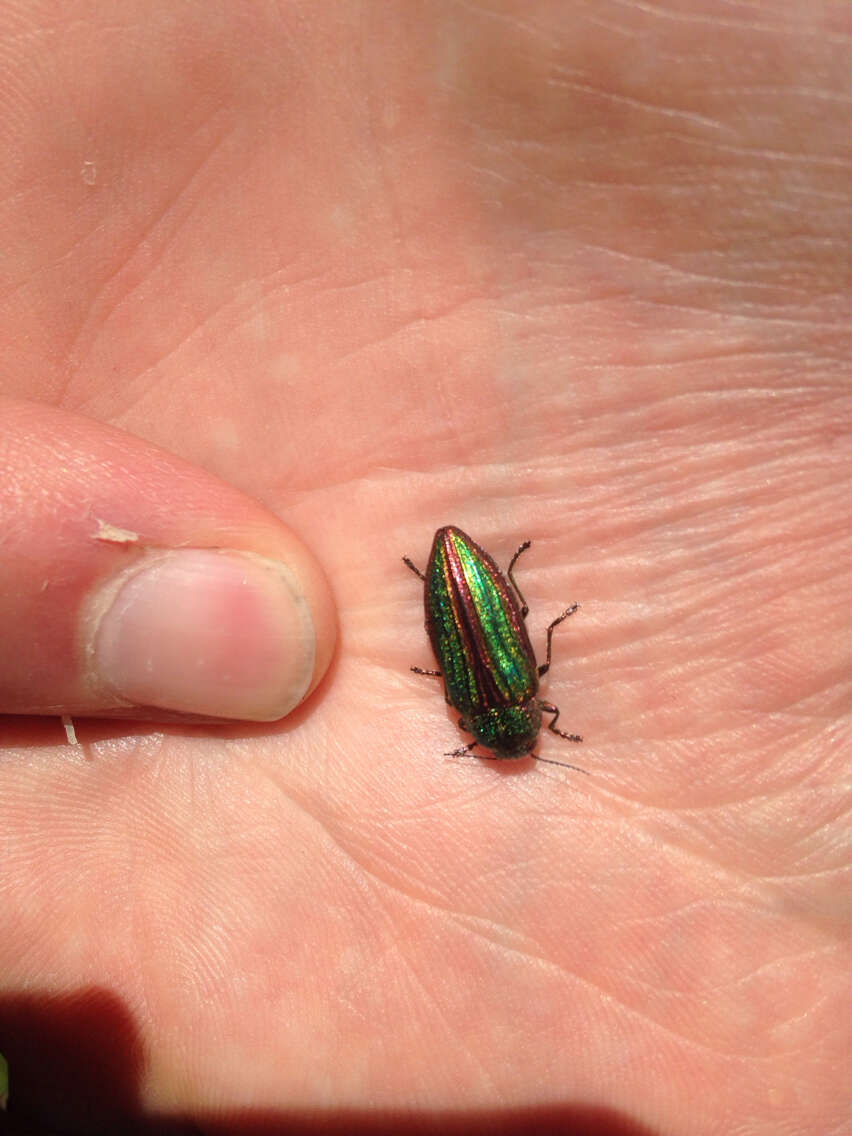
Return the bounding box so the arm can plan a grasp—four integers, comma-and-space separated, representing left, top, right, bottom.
0, 3, 848, 1133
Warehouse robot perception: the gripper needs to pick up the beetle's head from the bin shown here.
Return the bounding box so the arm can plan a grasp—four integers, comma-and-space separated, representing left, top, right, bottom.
468, 701, 542, 759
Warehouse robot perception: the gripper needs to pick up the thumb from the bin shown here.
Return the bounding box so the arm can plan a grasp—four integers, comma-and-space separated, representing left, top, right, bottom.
0, 398, 336, 722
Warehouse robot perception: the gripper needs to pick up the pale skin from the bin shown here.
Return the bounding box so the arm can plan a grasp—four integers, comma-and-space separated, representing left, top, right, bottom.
0, 3, 849, 1134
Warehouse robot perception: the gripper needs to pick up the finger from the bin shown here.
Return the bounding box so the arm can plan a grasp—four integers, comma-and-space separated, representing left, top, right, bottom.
0, 398, 336, 722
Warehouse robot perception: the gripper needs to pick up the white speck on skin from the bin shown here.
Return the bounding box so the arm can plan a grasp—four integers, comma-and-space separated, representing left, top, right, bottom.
271, 352, 302, 382
381, 100, 401, 131
95, 519, 140, 544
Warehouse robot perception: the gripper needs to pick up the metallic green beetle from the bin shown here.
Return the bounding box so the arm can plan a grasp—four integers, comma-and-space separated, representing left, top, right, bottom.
404, 525, 584, 770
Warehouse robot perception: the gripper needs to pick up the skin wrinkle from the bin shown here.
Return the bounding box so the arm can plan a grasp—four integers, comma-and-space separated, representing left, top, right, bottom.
303, 826, 697, 1067
658, 814, 846, 886
569, 240, 840, 296
393, 939, 500, 1097
544, 74, 730, 134
329, 298, 489, 368
66, 114, 239, 370
634, 773, 846, 816
609, 294, 845, 325
702, 85, 852, 104
435, 910, 785, 1065
675, 131, 852, 169
275, 766, 572, 935
625, 947, 835, 1016
606, 0, 852, 42
317, 785, 821, 967
505, 262, 847, 326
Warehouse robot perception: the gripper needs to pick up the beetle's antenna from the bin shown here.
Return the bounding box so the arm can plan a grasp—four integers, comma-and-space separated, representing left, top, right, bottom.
529, 754, 589, 774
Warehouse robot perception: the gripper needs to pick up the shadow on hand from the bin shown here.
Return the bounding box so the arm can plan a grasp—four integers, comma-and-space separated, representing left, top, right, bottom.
0, 988, 661, 1136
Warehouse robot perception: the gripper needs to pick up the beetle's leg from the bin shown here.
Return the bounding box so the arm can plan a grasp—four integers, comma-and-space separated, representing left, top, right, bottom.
538, 699, 582, 743
538, 603, 579, 676
445, 740, 478, 759
444, 719, 477, 758
402, 556, 426, 581
411, 666, 441, 676
506, 540, 532, 618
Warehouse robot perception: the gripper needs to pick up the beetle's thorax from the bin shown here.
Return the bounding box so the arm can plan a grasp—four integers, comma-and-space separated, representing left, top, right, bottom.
467, 701, 542, 759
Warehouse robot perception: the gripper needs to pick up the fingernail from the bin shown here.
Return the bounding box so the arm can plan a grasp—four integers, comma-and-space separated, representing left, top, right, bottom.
90, 550, 316, 720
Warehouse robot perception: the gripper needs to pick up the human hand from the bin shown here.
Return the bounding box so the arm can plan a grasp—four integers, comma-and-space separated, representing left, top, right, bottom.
0, 3, 848, 1134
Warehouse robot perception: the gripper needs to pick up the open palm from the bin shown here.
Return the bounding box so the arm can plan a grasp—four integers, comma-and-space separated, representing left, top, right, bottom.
0, 4, 848, 1134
